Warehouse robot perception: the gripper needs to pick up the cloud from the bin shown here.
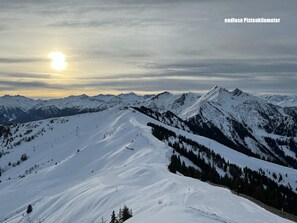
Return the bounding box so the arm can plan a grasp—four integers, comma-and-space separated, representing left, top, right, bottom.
1, 0, 297, 96
0, 80, 64, 90
0, 57, 46, 64
1, 70, 294, 95
141, 58, 297, 76
66, 56, 297, 95
68, 70, 297, 94
77, 58, 297, 81
0, 24, 7, 32
48, 17, 181, 29
0, 72, 52, 79
49, 20, 116, 28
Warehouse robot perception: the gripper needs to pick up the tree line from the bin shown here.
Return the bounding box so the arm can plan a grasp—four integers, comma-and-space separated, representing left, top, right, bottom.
148, 122, 297, 216
109, 205, 133, 223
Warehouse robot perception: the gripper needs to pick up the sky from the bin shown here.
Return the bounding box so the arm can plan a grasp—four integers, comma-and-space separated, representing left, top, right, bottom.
0, 0, 297, 98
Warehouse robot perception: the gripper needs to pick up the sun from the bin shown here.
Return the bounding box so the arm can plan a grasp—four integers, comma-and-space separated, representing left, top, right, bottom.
48, 51, 67, 71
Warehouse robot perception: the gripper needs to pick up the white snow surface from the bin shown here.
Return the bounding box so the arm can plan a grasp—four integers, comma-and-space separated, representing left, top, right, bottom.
0, 107, 294, 223
0, 93, 152, 112
158, 123, 297, 190
0, 95, 39, 111
179, 86, 297, 162
262, 95, 297, 107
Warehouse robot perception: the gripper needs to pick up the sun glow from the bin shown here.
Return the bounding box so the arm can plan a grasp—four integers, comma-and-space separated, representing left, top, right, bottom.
48, 51, 67, 71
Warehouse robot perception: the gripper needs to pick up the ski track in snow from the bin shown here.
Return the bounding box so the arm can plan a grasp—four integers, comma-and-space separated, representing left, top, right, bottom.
0, 107, 294, 223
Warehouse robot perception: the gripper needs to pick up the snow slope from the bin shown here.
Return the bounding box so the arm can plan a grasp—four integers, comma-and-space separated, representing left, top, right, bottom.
0, 93, 150, 123
181, 86, 297, 166
262, 95, 297, 107
143, 92, 201, 116
153, 121, 297, 190
0, 107, 294, 223
0, 95, 39, 111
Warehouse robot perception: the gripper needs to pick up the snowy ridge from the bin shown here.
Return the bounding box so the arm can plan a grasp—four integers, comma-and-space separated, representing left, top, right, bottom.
181, 87, 297, 167
0, 95, 39, 111
183, 86, 269, 119
0, 108, 294, 223
1, 88, 296, 122
262, 95, 297, 107
0, 93, 152, 114
144, 92, 178, 111
0, 93, 153, 123
150, 121, 297, 190
0, 92, 202, 124
1, 87, 296, 168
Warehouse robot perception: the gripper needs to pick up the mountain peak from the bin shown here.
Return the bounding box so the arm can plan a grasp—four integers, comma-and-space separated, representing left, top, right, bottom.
64, 94, 89, 100
0, 94, 37, 111
230, 89, 263, 103
199, 86, 229, 102
117, 92, 142, 102
118, 92, 137, 96
262, 95, 297, 107
80, 94, 89, 98
159, 91, 171, 95
174, 93, 188, 105
231, 88, 243, 96
151, 91, 172, 100
1, 94, 30, 99
75, 94, 89, 99
211, 85, 227, 92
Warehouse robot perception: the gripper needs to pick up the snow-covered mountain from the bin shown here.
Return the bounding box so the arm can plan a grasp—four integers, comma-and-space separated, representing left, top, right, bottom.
143, 92, 201, 115
262, 95, 297, 107
0, 95, 40, 123
0, 93, 154, 124
178, 86, 297, 169
0, 92, 202, 124
0, 107, 296, 223
0, 95, 39, 111
1, 88, 296, 164
1, 88, 296, 168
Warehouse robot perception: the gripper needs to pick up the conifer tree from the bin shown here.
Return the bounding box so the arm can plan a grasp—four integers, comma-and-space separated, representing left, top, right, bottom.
26, 204, 33, 214
121, 205, 133, 222
110, 210, 118, 223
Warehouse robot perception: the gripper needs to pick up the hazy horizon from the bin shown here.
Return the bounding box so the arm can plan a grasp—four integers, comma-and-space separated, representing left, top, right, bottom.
1, 86, 296, 100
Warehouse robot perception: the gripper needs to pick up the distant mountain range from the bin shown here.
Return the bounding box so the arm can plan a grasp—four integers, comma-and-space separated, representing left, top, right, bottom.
1, 88, 296, 124
261, 95, 297, 107
0, 93, 155, 123
0, 87, 297, 222
1, 87, 297, 169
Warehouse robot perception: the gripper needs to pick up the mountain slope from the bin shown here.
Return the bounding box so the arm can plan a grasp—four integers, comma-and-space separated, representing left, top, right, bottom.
143, 92, 201, 115
262, 95, 297, 107
1, 88, 296, 169
182, 86, 297, 168
0, 96, 39, 123
0, 94, 153, 124
0, 92, 201, 124
0, 108, 294, 223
